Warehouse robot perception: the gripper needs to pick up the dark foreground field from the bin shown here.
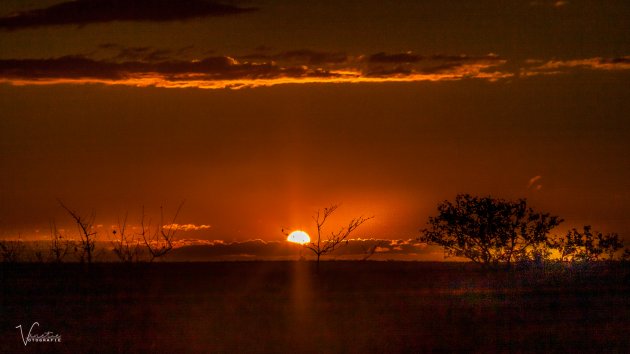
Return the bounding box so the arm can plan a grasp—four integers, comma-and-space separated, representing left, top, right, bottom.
1, 261, 629, 353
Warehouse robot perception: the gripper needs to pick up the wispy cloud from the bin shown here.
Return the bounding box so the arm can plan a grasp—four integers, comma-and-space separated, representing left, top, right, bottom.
12, 238, 448, 261
521, 57, 630, 77
98, 44, 182, 62
3, 49, 627, 89
167, 238, 439, 261
363, 53, 505, 78
163, 224, 211, 232
529, 1, 569, 8
367, 52, 424, 63
366, 52, 501, 65
0, 0, 255, 31
528, 175, 543, 190
0, 50, 511, 89
528, 175, 542, 188
240, 49, 348, 65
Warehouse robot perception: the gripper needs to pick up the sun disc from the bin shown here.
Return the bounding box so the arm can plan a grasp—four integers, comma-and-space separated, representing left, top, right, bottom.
287, 230, 310, 244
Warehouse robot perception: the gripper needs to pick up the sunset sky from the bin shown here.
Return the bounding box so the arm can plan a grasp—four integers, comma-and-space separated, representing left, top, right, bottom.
1, 0, 629, 260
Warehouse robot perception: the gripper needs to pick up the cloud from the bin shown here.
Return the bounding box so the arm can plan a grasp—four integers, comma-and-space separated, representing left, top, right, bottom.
0, 50, 512, 89
13, 238, 449, 261
108, 46, 173, 62
529, 1, 568, 8
4, 51, 628, 89
528, 175, 542, 188
98, 44, 199, 62
521, 57, 630, 77
366, 52, 501, 65
241, 49, 348, 65
367, 52, 423, 63
163, 223, 211, 231
364, 53, 504, 77
167, 238, 440, 261
0, 0, 256, 31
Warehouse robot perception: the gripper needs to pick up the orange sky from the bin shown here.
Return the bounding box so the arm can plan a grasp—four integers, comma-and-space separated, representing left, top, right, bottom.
1, 1, 629, 259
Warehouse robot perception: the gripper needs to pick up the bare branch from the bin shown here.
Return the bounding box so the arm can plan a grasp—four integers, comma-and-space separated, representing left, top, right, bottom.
111, 212, 141, 263
139, 202, 184, 262
58, 200, 97, 264
49, 220, 70, 263
0, 236, 25, 263
301, 204, 373, 271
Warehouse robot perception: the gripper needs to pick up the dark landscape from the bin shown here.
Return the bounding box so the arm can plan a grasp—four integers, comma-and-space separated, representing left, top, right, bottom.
2, 1, 630, 353
2, 261, 629, 353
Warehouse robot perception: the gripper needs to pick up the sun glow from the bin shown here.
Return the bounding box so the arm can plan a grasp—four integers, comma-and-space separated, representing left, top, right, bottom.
287, 230, 310, 244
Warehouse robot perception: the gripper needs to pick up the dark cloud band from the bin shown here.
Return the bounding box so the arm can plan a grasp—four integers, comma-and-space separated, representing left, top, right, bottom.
0, 49, 511, 88
166, 238, 436, 261
0, 0, 256, 30
1, 49, 627, 89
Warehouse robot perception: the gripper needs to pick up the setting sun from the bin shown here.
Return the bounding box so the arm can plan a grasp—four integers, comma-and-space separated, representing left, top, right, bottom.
287, 230, 310, 244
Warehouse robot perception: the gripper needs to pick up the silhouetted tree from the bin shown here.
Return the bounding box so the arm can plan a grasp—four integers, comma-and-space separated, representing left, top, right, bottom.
59, 200, 97, 264
598, 231, 625, 261
111, 213, 141, 263
139, 204, 183, 262
420, 194, 562, 269
549, 225, 624, 262
288, 204, 373, 271
514, 243, 553, 269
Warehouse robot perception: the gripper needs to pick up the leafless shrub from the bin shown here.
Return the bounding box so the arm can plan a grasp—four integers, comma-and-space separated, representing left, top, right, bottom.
111, 213, 141, 263
0, 237, 26, 263
33, 250, 45, 263
58, 200, 97, 264
139, 203, 184, 262
285, 204, 373, 271
49, 220, 71, 263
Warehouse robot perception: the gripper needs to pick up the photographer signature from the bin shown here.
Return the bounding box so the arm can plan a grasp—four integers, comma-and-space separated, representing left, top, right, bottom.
15, 322, 61, 346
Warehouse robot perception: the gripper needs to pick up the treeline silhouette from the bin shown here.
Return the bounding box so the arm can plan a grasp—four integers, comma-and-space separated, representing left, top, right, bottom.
1, 195, 630, 272
0, 200, 184, 264
420, 194, 630, 269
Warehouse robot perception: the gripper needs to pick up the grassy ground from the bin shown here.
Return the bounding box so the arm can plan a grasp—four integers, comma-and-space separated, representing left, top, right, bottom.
1, 261, 629, 353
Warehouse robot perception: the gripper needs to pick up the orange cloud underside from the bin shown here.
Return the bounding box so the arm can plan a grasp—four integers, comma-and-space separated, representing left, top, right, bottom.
1, 54, 628, 89
2, 66, 511, 89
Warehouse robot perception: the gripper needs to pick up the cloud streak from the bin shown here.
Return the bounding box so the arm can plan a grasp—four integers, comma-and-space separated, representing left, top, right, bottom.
529, 1, 569, 8
167, 238, 443, 261
528, 175, 542, 188
0, 50, 511, 89
240, 49, 348, 65
163, 223, 211, 231
528, 175, 543, 191
0, 0, 255, 30
1, 49, 628, 89
521, 57, 630, 76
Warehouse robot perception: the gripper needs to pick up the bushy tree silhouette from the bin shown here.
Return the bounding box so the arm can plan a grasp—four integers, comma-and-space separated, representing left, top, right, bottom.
420, 194, 562, 268
549, 225, 624, 262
